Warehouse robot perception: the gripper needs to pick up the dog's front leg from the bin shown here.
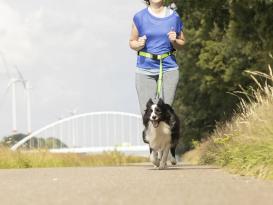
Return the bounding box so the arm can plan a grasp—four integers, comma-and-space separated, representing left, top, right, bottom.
159, 147, 170, 170
150, 150, 160, 167
158, 151, 163, 160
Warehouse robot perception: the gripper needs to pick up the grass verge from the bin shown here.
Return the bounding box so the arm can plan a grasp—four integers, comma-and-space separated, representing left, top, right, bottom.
183, 66, 273, 180
0, 147, 148, 169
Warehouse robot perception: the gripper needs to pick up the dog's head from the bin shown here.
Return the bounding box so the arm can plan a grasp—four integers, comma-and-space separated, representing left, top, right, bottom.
144, 98, 167, 128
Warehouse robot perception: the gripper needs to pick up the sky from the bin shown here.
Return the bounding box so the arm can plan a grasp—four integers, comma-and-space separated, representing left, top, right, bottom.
0, 0, 145, 138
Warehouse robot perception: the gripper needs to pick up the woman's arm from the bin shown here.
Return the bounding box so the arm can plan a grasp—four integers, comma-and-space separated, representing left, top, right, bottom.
168, 31, 186, 50
129, 23, 146, 51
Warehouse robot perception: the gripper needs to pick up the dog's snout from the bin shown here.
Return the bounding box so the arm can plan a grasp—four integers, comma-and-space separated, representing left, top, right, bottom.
152, 116, 156, 120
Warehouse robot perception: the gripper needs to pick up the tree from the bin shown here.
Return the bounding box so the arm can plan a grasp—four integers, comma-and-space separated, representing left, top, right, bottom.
174, 0, 273, 152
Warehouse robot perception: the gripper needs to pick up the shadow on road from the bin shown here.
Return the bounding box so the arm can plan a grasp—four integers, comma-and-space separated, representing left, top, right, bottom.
127, 163, 219, 171
148, 166, 219, 171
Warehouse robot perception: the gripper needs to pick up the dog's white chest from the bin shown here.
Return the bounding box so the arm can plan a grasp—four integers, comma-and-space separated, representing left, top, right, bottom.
146, 122, 171, 151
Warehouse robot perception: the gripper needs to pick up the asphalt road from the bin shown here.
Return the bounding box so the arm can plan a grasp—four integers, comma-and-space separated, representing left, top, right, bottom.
0, 163, 273, 205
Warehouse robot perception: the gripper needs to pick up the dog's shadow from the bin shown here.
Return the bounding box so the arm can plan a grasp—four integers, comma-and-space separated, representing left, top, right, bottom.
127, 163, 218, 171
146, 164, 219, 171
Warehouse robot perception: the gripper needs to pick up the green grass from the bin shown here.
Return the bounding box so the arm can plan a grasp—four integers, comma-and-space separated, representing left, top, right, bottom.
0, 147, 148, 169
183, 66, 273, 180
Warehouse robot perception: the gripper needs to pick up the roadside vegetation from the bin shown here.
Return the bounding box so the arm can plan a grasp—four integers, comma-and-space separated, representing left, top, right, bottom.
0, 134, 148, 169
174, 0, 273, 152
0, 146, 148, 169
183, 67, 273, 180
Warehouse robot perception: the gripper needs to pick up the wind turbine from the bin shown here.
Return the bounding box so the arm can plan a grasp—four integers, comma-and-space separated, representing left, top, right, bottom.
14, 65, 32, 134
0, 51, 32, 134
0, 51, 19, 133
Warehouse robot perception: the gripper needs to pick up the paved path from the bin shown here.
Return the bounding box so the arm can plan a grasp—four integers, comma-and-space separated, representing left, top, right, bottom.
0, 163, 273, 205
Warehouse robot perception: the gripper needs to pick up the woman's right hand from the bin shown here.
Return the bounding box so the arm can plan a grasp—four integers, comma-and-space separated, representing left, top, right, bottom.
137, 35, 147, 50
129, 22, 147, 51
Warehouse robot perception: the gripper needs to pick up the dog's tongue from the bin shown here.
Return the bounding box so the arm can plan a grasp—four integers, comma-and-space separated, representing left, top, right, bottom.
152, 120, 159, 128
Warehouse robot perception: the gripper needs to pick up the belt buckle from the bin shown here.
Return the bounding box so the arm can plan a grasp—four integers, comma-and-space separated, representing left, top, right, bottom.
151, 54, 158, 61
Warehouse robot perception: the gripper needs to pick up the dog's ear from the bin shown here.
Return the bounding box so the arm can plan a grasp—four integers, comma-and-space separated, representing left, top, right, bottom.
146, 98, 154, 108
158, 98, 164, 106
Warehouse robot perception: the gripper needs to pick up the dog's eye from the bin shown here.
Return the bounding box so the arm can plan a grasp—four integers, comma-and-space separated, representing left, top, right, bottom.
155, 108, 161, 113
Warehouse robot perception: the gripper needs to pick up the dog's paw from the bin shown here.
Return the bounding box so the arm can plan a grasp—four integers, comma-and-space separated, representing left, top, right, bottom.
152, 159, 160, 167
158, 162, 167, 170
150, 154, 160, 167
170, 156, 177, 165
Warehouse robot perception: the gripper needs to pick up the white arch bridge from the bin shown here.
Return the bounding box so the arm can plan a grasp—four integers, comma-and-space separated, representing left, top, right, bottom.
11, 112, 149, 155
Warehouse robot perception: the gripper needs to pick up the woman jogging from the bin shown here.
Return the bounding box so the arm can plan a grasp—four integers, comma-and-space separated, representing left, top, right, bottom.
129, 0, 185, 116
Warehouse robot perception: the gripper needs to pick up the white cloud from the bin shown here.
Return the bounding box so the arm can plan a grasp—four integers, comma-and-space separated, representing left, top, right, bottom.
0, 2, 32, 65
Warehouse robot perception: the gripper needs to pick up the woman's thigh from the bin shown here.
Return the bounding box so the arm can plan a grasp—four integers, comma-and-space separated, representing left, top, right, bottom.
161, 69, 179, 105
135, 73, 157, 116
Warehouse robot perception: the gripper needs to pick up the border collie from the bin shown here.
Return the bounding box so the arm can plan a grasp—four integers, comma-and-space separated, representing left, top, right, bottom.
142, 98, 180, 169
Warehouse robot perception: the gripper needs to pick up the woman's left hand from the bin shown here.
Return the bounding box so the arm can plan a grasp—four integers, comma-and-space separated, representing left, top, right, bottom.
168, 31, 177, 43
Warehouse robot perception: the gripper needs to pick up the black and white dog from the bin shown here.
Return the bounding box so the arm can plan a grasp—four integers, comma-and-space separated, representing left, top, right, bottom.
142, 98, 180, 169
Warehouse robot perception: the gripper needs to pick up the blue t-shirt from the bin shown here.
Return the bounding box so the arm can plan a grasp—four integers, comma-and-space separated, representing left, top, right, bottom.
133, 8, 183, 73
